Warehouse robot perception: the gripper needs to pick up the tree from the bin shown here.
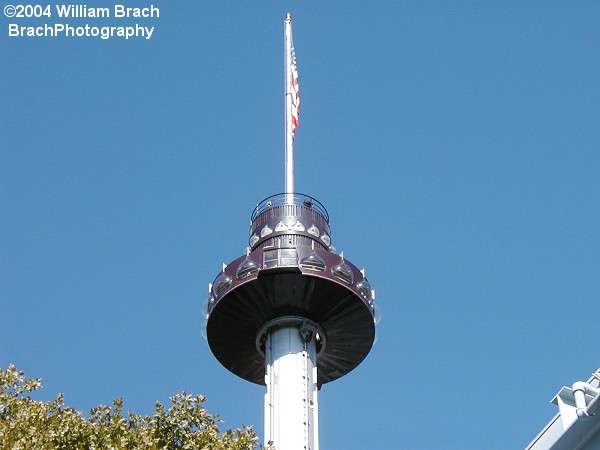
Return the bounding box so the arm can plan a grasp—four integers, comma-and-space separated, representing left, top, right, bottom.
0, 364, 262, 450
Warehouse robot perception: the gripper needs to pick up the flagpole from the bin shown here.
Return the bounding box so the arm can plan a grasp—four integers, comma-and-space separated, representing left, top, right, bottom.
284, 13, 294, 201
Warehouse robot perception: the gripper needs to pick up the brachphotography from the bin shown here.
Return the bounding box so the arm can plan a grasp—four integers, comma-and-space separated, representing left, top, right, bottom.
8, 22, 155, 39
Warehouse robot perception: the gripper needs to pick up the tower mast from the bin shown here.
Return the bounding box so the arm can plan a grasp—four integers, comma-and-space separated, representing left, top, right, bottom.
284, 13, 295, 196
205, 13, 378, 450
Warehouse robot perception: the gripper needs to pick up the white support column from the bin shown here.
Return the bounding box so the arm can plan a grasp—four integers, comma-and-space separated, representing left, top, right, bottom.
265, 324, 319, 450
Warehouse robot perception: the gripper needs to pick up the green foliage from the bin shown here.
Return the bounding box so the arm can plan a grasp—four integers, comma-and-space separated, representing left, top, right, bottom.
0, 364, 260, 450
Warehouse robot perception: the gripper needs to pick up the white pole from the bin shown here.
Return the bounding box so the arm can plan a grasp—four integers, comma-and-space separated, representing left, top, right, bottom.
284, 13, 294, 200
265, 324, 319, 450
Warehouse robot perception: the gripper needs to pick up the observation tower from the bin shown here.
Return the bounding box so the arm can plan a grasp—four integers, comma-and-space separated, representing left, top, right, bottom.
204, 14, 379, 450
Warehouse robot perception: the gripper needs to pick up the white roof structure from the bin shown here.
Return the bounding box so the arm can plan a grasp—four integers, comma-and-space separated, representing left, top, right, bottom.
526, 368, 600, 450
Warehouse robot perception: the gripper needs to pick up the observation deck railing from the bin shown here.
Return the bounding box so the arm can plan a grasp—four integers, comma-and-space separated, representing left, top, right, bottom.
251, 193, 329, 224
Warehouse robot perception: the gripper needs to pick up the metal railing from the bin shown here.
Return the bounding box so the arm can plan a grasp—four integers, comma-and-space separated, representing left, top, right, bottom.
251, 193, 329, 223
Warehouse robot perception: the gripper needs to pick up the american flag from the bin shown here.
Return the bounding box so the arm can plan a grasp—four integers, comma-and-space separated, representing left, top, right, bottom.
290, 45, 300, 140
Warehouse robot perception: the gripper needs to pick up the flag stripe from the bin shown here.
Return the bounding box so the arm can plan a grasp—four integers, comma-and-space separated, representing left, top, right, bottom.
290, 46, 300, 140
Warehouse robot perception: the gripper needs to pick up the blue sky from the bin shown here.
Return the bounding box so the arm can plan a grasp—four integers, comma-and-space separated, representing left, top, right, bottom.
2, 2, 599, 449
